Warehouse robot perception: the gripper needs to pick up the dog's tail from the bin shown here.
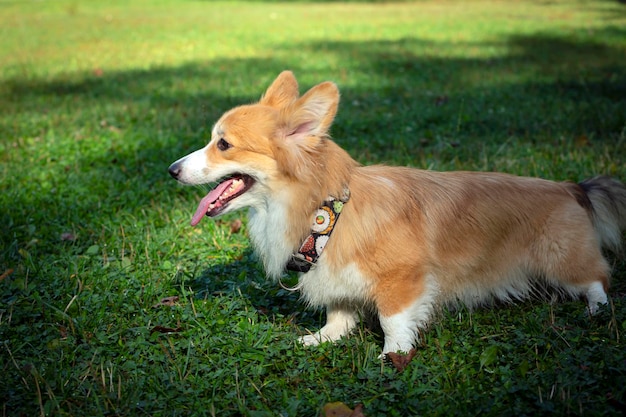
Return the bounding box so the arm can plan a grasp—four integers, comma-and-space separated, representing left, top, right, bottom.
579, 176, 626, 252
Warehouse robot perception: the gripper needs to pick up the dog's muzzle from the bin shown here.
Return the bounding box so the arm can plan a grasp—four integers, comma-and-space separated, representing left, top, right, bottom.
168, 161, 182, 180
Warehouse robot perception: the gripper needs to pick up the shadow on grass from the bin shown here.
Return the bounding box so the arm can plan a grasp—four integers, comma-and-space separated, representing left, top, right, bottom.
184, 248, 320, 323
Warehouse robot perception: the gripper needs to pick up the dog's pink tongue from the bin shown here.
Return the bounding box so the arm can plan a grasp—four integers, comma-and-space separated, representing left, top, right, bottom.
190, 180, 232, 226
190, 193, 217, 226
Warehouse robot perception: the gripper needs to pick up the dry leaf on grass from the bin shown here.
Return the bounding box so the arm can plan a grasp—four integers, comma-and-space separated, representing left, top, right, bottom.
0, 268, 14, 282
322, 402, 365, 417
150, 326, 183, 334
575, 134, 590, 147
152, 296, 180, 308
386, 348, 417, 373
349, 404, 365, 417
230, 219, 243, 234
58, 325, 68, 339
60, 232, 77, 241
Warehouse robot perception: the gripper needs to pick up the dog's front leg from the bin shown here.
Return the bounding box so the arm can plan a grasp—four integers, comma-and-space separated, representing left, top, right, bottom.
300, 304, 357, 346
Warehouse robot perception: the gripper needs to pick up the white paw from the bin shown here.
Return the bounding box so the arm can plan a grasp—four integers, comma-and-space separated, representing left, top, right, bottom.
382, 343, 415, 356
299, 333, 324, 346
586, 282, 608, 315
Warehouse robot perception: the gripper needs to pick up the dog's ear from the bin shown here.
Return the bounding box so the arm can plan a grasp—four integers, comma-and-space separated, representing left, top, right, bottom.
272, 81, 340, 179
283, 81, 339, 142
260, 71, 299, 109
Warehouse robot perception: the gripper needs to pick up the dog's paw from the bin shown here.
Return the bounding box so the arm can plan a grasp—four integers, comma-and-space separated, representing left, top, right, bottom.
299, 333, 323, 346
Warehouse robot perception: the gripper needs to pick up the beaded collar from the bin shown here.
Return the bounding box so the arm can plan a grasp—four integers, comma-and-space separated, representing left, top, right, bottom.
285, 188, 350, 273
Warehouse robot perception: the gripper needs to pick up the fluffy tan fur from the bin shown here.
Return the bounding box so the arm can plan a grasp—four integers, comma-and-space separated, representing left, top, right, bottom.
169, 71, 626, 355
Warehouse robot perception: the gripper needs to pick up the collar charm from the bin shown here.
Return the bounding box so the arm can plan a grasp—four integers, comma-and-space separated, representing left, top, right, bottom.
286, 188, 350, 273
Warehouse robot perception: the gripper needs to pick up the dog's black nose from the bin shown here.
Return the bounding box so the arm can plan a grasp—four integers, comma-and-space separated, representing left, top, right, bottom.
168, 162, 181, 179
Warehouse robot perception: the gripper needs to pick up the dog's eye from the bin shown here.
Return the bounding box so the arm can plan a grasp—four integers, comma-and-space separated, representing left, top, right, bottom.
217, 138, 232, 151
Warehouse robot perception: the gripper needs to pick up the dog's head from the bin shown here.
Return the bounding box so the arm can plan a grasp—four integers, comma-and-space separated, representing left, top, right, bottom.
168, 71, 340, 225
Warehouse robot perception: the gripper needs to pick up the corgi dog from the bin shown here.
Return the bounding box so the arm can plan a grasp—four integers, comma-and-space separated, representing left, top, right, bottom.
169, 71, 626, 355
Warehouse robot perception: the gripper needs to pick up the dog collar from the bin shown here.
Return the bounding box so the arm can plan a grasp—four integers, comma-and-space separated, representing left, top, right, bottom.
285, 188, 350, 273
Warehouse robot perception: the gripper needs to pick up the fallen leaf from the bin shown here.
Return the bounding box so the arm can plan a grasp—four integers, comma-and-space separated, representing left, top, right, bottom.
350, 404, 366, 417
0, 268, 14, 282
0, 268, 13, 282
386, 348, 417, 373
322, 402, 365, 417
152, 296, 180, 308
575, 134, 590, 147
150, 325, 182, 334
323, 402, 352, 417
230, 219, 243, 234
58, 325, 68, 339
60, 232, 77, 241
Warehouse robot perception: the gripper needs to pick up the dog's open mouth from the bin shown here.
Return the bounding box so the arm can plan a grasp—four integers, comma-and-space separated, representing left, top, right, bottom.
190, 174, 255, 226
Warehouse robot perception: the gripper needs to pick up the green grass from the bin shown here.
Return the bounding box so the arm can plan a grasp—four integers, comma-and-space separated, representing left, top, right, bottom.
1, 0, 626, 415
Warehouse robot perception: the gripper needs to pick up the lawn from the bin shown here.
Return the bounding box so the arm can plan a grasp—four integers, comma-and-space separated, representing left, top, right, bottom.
1, 0, 626, 415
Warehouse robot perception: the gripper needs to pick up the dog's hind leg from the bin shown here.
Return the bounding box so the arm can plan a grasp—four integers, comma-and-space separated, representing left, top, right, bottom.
531, 207, 611, 315
300, 304, 358, 346
547, 260, 609, 315
553, 246, 610, 314
548, 256, 609, 315
585, 281, 608, 314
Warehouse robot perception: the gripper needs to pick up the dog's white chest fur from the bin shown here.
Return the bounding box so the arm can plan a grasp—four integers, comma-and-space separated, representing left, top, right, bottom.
298, 261, 372, 308
247, 194, 371, 307
247, 200, 293, 279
